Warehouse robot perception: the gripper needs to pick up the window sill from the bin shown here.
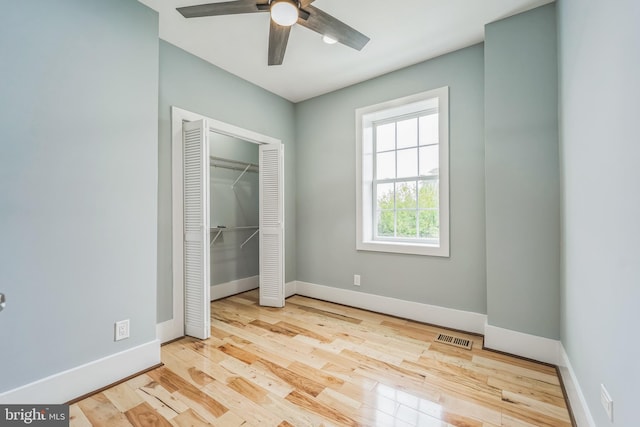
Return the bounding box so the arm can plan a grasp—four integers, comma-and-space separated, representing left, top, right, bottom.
356, 240, 449, 257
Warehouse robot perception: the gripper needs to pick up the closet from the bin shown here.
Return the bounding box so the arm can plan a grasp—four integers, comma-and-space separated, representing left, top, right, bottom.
175, 108, 284, 341
209, 133, 260, 299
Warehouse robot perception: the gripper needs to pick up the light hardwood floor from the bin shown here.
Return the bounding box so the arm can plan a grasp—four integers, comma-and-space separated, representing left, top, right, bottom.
70, 291, 572, 426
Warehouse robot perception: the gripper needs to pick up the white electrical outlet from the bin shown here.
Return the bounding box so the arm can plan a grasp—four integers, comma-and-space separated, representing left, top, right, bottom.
600, 384, 613, 422
115, 319, 130, 341
354, 274, 361, 286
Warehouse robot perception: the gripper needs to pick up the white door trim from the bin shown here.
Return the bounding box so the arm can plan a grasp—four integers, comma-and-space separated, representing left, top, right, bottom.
162, 106, 280, 343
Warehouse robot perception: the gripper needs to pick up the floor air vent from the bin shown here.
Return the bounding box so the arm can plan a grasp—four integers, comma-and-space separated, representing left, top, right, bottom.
434, 333, 473, 350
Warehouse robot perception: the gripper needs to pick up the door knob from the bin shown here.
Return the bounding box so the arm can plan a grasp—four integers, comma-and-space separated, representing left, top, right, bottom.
0, 293, 5, 312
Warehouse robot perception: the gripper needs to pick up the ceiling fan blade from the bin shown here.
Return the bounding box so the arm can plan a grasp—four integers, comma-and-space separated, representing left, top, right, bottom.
299, 0, 316, 8
177, 0, 268, 18
298, 5, 370, 51
268, 20, 291, 66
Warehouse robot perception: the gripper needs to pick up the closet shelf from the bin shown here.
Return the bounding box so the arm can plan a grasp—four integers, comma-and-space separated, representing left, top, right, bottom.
210, 156, 258, 173
210, 226, 259, 246
210, 226, 259, 231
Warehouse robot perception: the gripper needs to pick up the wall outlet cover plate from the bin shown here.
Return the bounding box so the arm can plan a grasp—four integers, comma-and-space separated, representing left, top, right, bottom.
115, 319, 130, 341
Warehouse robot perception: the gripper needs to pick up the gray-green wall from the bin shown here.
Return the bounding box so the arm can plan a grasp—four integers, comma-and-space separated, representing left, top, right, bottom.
158, 41, 296, 322
0, 0, 159, 392
295, 45, 487, 313
558, 0, 640, 425
485, 4, 560, 339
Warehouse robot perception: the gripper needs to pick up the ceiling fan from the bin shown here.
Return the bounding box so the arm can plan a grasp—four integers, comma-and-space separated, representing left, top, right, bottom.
177, 0, 370, 66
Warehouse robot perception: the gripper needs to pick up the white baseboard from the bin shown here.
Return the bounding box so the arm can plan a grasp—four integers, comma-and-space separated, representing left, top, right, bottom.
484, 324, 560, 365
156, 318, 183, 344
293, 281, 487, 334
285, 281, 297, 298
558, 344, 596, 427
0, 340, 160, 404
211, 275, 259, 301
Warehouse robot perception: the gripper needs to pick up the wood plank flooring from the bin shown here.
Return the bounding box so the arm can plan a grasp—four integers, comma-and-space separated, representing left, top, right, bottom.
70, 291, 572, 426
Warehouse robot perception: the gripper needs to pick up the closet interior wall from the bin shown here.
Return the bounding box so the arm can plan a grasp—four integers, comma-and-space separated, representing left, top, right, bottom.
209, 132, 260, 296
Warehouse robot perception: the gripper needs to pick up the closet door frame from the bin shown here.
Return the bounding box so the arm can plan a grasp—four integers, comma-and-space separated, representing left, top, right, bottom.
160, 106, 281, 343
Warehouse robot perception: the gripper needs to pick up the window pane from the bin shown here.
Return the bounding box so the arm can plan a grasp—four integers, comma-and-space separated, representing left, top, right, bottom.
396, 181, 417, 209
377, 210, 395, 237
418, 180, 439, 209
419, 145, 439, 176
397, 148, 418, 178
397, 118, 418, 149
397, 210, 417, 238
419, 209, 439, 239
376, 123, 395, 152
376, 183, 394, 210
376, 151, 395, 179
419, 114, 438, 146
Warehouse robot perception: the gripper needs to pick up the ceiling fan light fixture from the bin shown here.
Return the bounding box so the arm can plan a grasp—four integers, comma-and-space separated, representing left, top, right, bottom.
322, 35, 338, 45
271, 0, 298, 27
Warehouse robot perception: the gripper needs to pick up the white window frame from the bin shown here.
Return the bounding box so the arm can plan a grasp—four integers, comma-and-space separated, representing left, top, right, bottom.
356, 87, 450, 257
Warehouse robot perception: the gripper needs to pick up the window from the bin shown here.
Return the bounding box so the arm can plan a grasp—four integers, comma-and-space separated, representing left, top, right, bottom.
356, 87, 449, 257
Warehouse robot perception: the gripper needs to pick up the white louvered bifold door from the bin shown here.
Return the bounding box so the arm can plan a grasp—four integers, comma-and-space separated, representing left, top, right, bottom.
259, 142, 285, 307
183, 119, 210, 339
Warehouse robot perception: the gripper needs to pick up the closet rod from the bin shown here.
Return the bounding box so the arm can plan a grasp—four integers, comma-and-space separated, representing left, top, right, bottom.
210, 156, 258, 173
210, 226, 259, 231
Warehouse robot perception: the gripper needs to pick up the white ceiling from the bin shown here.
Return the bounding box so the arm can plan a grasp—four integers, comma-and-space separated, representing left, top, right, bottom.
139, 0, 553, 102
